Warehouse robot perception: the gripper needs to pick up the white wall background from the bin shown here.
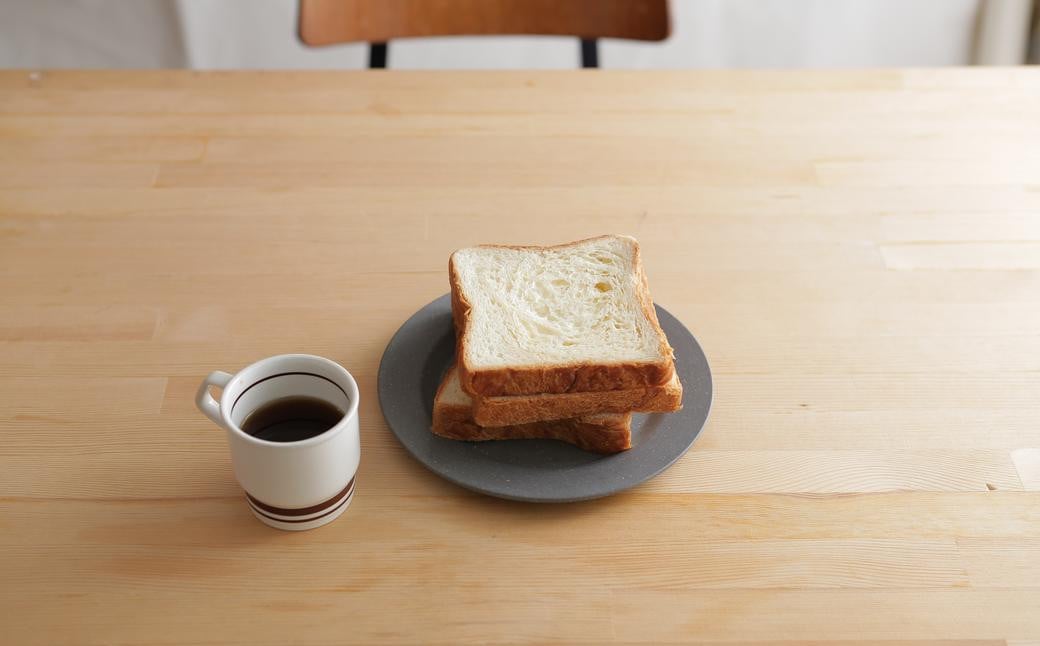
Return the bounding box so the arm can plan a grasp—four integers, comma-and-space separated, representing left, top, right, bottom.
0, 0, 1002, 70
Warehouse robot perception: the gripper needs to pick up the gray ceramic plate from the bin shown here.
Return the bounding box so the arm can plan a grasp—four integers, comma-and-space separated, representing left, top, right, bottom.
377, 295, 713, 502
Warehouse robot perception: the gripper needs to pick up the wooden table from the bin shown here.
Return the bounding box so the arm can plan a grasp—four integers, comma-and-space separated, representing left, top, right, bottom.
2, 69, 1039, 644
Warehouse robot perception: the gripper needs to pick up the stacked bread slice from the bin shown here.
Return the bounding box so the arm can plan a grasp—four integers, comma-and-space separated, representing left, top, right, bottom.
431, 235, 682, 454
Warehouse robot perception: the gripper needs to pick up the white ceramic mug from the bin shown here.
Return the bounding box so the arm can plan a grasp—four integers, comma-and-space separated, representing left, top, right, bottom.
195, 354, 360, 531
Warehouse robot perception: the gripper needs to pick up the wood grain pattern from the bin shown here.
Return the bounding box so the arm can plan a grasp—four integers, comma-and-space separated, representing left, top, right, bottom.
0, 69, 1038, 644
1012, 449, 1040, 490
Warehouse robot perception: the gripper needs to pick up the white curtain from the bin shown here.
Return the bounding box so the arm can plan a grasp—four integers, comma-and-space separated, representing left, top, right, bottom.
0, 0, 1030, 69
974, 0, 1035, 63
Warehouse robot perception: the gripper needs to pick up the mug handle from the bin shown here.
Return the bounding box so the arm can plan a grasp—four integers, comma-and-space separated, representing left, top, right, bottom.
195, 371, 233, 427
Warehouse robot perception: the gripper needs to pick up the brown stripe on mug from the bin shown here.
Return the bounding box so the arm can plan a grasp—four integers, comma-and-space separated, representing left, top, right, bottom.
246, 476, 355, 517
248, 484, 355, 525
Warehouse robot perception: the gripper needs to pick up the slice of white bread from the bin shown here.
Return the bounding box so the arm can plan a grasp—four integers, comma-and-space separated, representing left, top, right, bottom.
472, 370, 682, 427
450, 235, 675, 397
432, 366, 632, 454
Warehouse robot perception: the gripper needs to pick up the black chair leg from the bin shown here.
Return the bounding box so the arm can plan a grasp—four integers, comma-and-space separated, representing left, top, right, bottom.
580, 38, 598, 68
369, 42, 388, 69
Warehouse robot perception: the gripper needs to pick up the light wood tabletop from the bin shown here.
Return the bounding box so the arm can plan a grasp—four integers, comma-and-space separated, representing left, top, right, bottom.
2, 69, 1039, 645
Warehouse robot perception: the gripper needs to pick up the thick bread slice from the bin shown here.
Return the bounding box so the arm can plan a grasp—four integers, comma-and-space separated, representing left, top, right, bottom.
432, 366, 632, 454
473, 370, 682, 427
450, 235, 674, 397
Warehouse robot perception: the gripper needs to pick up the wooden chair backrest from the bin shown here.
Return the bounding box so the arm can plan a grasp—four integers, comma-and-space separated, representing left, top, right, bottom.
299, 0, 670, 46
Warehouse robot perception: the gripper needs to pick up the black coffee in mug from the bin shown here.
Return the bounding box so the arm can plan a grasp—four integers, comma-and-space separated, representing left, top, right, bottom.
241, 396, 345, 443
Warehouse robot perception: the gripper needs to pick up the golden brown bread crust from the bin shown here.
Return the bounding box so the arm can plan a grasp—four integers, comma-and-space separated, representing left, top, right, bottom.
449, 235, 675, 397
432, 411, 632, 454
472, 374, 682, 427
431, 364, 632, 454
449, 267, 467, 344
432, 398, 632, 455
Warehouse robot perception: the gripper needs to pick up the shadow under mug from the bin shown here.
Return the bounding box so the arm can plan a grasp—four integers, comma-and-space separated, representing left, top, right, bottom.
195, 354, 361, 531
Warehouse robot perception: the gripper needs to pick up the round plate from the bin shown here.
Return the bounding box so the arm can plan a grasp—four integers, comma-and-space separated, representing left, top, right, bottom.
377, 295, 713, 502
